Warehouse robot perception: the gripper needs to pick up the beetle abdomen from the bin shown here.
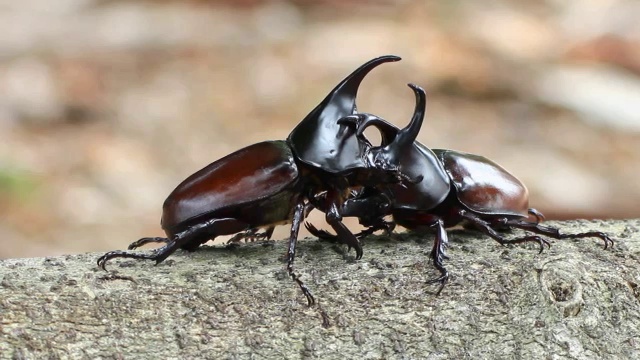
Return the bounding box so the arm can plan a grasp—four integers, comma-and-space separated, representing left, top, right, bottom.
161, 140, 300, 231
434, 149, 529, 217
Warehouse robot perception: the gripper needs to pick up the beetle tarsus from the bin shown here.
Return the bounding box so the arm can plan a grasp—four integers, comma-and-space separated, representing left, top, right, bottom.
506, 220, 614, 250
459, 211, 552, 253
425, 219, 450, 295
325, 191, 363, 259
499, 235, 550, 254
127, 237, 169, 250
305, 220, 389, 243
97, 250, 160, 271
426, 270, 449, 296
227, 227, 275, 244
286, 200, 316, 307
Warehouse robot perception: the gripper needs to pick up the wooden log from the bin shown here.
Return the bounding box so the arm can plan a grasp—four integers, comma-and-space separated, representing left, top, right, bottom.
1, 220, 639, 359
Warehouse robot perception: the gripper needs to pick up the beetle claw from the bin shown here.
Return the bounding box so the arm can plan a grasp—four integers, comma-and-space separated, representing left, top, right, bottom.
97, 256, 108, 272
426, 271, 449, 296
305, 222, 339, 242
96, 250, 159, 271
601, 235, 614, 250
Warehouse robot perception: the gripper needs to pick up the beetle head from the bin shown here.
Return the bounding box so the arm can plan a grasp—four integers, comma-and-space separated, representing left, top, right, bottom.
345, 84, 453, 209
360, 84, 426, 181
287, 55, 401, 173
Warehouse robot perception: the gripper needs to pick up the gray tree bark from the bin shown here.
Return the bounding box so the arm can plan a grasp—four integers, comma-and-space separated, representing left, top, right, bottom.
0, 220, 639, 359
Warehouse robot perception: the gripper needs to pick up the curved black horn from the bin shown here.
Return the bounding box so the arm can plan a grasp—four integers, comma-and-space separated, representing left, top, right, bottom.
291, 55, 402, 136
318, 55, 402, 117
392, 83, 425, 149
287, 56, 402, 171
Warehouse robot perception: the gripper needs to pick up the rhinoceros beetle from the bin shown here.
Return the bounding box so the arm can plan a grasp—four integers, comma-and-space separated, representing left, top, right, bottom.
307, 84, 614, 294
96, 55, 417, 306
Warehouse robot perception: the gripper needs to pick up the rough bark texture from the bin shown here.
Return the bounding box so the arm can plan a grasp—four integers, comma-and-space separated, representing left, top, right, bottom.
1, 220, 639, 359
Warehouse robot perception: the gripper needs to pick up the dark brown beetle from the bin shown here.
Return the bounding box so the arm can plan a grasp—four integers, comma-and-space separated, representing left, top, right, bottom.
308, 84, 614, 294
96, 56, 415, 306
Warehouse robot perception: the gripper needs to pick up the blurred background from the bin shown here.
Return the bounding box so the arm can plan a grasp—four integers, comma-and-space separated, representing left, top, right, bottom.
1, 0, 639, 259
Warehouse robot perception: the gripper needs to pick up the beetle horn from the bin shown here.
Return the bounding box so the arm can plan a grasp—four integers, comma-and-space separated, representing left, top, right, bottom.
322, 55, 401, 115
296, 55, 401, 127
390, 83, 425, 149
354, 84, 425, 148
354, 114, 399, 146
287, 56, 401, 172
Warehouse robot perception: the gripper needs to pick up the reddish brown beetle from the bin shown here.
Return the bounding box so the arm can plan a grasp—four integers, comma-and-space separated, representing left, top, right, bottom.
96, 56, 416, 306
308, 84, 614, 294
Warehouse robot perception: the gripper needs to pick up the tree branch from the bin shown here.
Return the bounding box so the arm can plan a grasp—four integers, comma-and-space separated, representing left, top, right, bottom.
1, 220, 639, 358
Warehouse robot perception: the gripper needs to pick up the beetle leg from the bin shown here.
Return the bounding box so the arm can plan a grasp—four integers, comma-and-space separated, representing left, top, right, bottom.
305, 218, 394, 242
527, 208, 546, 225
97, 250, 160, 270
324, 190, 363, 259
305, 190, 394, 243
426, 219, 450, 295
459, 211, 551, 254
303, 201, 316, 218
305, 222, 338, 241
98, 218, 249, 270
257, 226, 276, 241
505, 219, 614, 250
227, 227, 275, 244
127, 237, 170, 250
152, 218, 250, 264
227, 231, 251, 244
286, 199, 315, 307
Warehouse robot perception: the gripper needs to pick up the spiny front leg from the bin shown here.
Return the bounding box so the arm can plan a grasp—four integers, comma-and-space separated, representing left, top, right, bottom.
324, 189, 363, 259
426, 219, 450, 295
286, 199, 315, 307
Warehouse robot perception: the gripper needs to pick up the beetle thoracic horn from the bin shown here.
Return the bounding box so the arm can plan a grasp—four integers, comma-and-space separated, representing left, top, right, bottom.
287, 55, 402, 172
354, 84, 424, 148
294, 55, 401, 133
324, 55, 402, 115
392, 83, 425, 149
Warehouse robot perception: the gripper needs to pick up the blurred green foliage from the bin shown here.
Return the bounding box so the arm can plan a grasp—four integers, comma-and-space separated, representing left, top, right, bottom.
0, 165, 38, 201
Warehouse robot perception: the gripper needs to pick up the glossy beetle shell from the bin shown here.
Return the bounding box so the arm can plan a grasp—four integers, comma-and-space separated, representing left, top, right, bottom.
434, 149, 529, 217
382, 140, 451, 211
351, 85, 450, 212
288, 55, 400, 174
161, 140, 301, 234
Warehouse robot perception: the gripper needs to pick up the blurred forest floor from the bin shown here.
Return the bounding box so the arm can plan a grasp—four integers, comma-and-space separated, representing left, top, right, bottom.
1, 0, 639, 258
